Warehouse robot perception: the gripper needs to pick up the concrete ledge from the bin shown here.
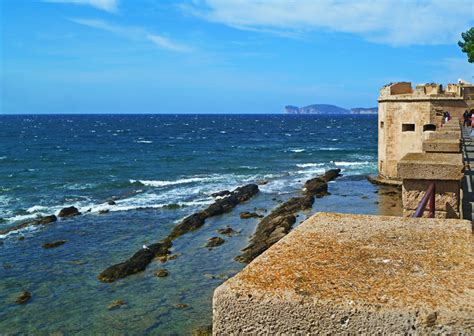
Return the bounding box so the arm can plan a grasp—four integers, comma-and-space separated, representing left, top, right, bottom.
398, 153, 463, 180
428, 131, 461, 140
422, 138, 461, 153
213, 213, 473, 334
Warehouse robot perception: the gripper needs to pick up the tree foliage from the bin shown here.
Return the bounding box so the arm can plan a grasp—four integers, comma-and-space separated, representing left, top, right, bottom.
458, 27, 474, 63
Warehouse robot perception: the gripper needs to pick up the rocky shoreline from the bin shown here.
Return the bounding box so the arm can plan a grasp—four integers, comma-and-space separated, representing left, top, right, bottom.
98, 184, 260, 282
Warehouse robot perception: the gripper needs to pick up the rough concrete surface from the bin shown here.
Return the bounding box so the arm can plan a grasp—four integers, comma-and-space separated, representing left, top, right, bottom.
398, 153, 463, 181
213, 212, 473, 335
422, 138, 460, 153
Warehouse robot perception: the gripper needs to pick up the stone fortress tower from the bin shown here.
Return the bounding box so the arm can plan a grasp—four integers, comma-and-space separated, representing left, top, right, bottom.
377, 82, 474, 181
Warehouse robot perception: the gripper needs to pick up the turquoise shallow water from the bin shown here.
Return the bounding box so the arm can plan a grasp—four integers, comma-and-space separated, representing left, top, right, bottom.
0, 114, 400, 334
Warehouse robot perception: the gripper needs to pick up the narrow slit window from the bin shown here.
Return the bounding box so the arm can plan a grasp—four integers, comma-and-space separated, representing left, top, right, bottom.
380, 121, 384, 128
402, 123, 415, 132
423, 124, 436, 132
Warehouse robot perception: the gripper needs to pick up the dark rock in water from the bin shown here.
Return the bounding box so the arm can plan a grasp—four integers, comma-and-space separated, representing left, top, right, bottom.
99, 184, 259, 283
239, 211, 263, 219
256, 180, 268, 185
36, 215, 57, 225
175, 303, 188, 309
18, 236, 25, 241
107, 200, 116, 205
192, 325, 212, 336
15, 291, 31, 304
107, 299, 125, 310
42, 240, 67, 249
211, 190, 231, 198
98, 209, 109, 214
216, 227, 238, 236
3, 263, 13, 269
168, 184, 259, 241
58, 206, 81, 218
163, 203, 181, 210
205, 237, 225, 248
303, 169, 341, 196
98, 240, 172, 283
154, 269, 169, 277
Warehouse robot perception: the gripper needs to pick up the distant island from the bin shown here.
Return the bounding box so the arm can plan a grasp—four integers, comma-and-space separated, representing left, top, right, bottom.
284, 104, 378, 115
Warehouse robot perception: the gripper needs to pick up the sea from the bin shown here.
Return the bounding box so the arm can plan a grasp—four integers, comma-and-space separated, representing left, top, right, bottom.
0, 114, 401, 334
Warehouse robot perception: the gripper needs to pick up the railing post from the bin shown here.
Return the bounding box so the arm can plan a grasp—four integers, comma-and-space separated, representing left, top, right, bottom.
429, 183, 435, 218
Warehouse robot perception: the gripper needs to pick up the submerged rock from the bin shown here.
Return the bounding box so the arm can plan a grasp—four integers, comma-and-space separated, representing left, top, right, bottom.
239, 212, 263, 219
175, 303, 188, 309
36, 215, 57, 225
154, 269, 169, 277
216, 227, 238, 236
58, 206, 81, 218
107, 200, 116, 205
42, 240, 67, 249
98, 209, 109, 214
205, 237, 225, 248
98, 240, 172, 283
211, 190, 231, 198
15, 291, 31, 304
192, 325, 212, 336
107, 299, 125, 310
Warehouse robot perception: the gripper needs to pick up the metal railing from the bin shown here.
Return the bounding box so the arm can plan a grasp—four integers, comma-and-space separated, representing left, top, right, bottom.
412, 182, 436, 218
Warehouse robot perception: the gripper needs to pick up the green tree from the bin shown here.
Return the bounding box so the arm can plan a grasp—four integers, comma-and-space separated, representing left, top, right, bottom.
458, 27, 474, 63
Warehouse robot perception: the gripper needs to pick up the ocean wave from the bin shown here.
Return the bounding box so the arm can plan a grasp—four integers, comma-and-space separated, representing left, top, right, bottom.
130, 177, 215, 188
290, 149, 305, 153
0, 156, 7, 160
26, 205, 49, 213
136, 140, 153, 144
333, 161, 370, 166
296, 163, 325, 168
319, 147, 340, 151
0, 224, 40, 239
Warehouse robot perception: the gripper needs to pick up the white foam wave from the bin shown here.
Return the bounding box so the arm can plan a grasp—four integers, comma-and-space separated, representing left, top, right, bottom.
319, 147, 340, 151
290, 149, 305, 153
136, 140, 153, 144
130, 177, 215, 188
26, 205, 49, 213
0, 156, 6, 160
296, 163, 325, 168
333, 161, 370, 166
0, 224, 40, 239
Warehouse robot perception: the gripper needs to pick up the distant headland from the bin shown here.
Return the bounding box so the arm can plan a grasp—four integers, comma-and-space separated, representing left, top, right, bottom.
284, 104, 378, 115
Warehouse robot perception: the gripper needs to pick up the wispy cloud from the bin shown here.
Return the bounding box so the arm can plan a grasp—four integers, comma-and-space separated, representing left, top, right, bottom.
70, 18, 193, 52
182, 0, 474, 46
44, 0, 119, 13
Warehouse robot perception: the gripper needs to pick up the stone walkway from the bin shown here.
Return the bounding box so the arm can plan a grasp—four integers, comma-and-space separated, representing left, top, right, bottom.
461, 126, 474, 221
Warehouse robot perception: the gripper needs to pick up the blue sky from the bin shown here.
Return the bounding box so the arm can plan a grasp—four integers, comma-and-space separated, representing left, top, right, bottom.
1, 0, 473, 114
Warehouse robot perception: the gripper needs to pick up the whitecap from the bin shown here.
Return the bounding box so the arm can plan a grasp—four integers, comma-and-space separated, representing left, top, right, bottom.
333, 161, 370, 166
296, 163, 325, 168
220, 131, 227, 134
0, 156, 6, 160
320, 147, 340, 151
130, 177, 214, 188
136, 140, 153, 144
290, 149, 305, 153
26, 205, 49, 213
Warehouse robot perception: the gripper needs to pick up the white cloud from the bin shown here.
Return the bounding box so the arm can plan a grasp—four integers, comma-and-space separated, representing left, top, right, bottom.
44, 0, 118, 13
70, 18, 193, 52
146, 34, 193, 53
183, 0, 474, 46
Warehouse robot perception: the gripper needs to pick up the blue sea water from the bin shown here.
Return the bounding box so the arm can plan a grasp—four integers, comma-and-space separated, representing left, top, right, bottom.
0, 114, 400, 334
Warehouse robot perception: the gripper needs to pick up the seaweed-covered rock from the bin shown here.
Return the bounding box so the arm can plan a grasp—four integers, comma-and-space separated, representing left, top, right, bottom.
107, 299, 125, 310
36, 215, 57, 225
98, 240, 172, 283
154, 269, 169, 277
205, 237, 225, 248
192, 325, 212, 336
15, 291, 31, 304
58, 206, 81, 218
239, 212, 263, 219
42, 240, 67, 249
216, 227, 238, 236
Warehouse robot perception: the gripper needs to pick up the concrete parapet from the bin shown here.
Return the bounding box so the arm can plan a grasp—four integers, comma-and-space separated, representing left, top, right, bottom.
398, 153, 463, 218
213, 213, 473, 334
422, 138, 461, 153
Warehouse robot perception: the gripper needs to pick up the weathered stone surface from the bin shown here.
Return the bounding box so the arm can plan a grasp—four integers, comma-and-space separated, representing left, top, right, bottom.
398, 152, 463, 180
422, 138, 460, 153
402, 179, 460, 215
214, 213, 474, 334
403, 209, 460, 219
98, 240, 172, 283
15, 291, 31, 304
42, 240, 67, 249
428, 131, 461, 140
58, 206, 81, 218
